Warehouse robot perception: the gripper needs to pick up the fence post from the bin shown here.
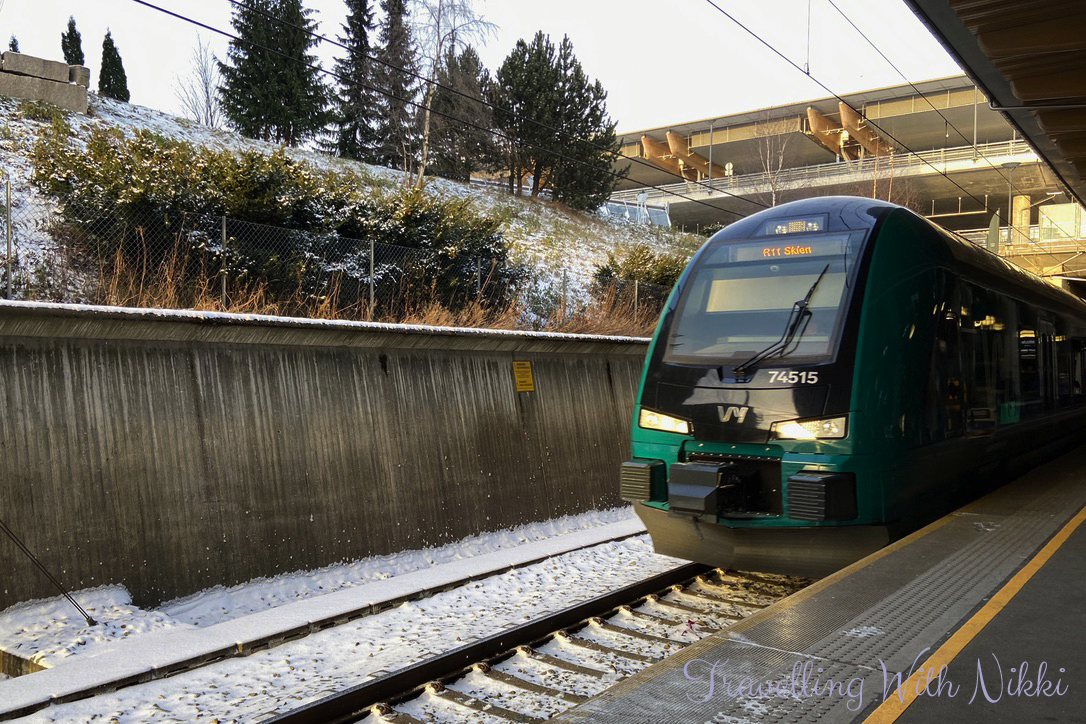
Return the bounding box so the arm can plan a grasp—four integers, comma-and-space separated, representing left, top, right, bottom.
368, 238, 375, 322
562, 269, 568, 322
220, 215, 227, 307
634, 279, 639, 320
5, 174, 11, 300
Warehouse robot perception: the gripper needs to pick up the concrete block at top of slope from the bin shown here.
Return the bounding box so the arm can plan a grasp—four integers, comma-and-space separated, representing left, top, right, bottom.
0, 72, 88, 114
1, 52, 72, 84
69, 65, 90, 87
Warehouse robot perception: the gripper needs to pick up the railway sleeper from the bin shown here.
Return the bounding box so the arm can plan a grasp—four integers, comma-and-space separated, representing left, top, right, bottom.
474, 663, 588, 704
618, 605, 685, 627
555, 631, 656, 663
617, 606, 722, 635
369, 703, 426, 723
427, 683, 545, 722
589, 617, 685, 645
515, 646, 609, 679
672, 584, 770, 609
645, 593, 713, 616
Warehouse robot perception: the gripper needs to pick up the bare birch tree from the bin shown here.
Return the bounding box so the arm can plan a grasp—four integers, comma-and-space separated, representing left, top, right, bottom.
410, 0, 494, 188
752, 115, 799, 207
175, 38, 222, 129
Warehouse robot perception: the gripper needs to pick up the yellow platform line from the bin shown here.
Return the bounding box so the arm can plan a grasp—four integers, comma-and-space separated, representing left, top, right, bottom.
864, 503, 1086, 723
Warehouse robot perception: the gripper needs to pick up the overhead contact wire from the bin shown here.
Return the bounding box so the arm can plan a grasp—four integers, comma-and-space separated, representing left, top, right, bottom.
224, 0, 768, 213
129, 0, 760, 223
822, 0, 1084, 259
700, 0, 1073, 267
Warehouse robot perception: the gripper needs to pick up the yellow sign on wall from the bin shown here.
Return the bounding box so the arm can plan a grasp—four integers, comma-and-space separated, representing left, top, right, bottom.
512, 361, 535, 392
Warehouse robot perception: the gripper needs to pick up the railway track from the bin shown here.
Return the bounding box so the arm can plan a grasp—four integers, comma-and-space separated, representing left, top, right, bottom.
0, 528, 652, 722
270, 565, 809, 723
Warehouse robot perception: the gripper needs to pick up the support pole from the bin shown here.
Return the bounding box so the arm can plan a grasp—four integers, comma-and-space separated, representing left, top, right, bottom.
369, 238, 375, 321
221, 216, 227, 307
5, 175, 11, 299
562, 270, 568, 322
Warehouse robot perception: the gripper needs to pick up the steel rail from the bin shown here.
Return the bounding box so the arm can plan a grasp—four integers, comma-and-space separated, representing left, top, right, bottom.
268, 562, 710, 724
0, 530, 648, 722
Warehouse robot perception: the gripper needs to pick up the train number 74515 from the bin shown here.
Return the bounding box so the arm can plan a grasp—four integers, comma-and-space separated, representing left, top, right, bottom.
767, 370, 819, 384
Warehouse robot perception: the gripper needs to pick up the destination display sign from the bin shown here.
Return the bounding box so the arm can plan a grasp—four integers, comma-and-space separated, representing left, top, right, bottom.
732, 236, 848, 262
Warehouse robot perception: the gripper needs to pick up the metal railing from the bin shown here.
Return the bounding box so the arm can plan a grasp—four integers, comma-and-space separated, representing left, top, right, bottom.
611, 139, 1036, 206
956, 225, 1086, 256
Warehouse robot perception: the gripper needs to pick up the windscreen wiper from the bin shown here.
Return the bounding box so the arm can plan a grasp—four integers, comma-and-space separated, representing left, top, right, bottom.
732, 263, 830, 378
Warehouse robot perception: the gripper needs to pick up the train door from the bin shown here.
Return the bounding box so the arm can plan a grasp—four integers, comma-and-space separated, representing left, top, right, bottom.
1073, 338, 1086, 402
923, 272, 964, 441
963, 284, 997, 435
1017, 303, 1044, 419
1037, 318, 1057, 411
1055, 319, 1074, 406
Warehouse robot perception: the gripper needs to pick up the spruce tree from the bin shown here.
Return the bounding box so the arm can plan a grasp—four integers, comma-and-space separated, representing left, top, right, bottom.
7, 36, 18, 52
491, 32, 619, 209
547, 36, 621, 210
429, 46, 496, 182
491, 32, 561, 197
372, 0, 418, 171
330, 0, 380, 161
219, 0, 329, 147
98, 30, 130, 102
62, 17, 85, 66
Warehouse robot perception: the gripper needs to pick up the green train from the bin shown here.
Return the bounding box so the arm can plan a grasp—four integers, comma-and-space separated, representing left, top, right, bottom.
621, 196, 1086, 577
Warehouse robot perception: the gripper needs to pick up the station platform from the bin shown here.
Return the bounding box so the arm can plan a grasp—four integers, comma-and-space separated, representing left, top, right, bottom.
558, 444, 1086, 723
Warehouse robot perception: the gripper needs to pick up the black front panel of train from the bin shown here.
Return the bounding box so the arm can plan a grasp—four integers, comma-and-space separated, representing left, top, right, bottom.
652, 377, 834, 443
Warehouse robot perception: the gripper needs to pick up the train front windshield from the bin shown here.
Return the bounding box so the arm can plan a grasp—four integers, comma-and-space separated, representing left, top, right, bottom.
665, 232, 863, 367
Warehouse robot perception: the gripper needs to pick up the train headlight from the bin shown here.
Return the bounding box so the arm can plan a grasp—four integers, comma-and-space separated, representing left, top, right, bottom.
638, 408, 693, 435
772, 415, 847, 440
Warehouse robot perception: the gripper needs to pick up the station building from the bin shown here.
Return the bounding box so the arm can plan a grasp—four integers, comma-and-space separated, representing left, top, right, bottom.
610, 75, 1086, 280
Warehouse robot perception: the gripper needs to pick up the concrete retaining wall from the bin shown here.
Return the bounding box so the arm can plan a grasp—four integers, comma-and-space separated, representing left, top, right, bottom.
0, 302, 649, 609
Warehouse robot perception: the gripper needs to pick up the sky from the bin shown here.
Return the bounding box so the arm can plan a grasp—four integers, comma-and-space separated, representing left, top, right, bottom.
0, 0, 962, 133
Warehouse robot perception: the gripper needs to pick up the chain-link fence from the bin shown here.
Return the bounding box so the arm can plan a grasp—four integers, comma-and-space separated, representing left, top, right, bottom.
0, 174, 678, 332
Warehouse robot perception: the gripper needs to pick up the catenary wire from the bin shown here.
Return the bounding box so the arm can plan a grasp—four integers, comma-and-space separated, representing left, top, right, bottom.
130, 0, 760, 224
822, 0, 1085, 257
221, 0, 769, 213
701, 0, 1072, 268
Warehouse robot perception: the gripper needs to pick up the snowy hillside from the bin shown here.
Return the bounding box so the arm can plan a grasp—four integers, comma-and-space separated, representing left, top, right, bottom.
0, 92, 700, 307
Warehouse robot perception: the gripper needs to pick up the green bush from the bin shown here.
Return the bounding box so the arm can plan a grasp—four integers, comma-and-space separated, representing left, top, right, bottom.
17, 100, 70, 127
32, 127, 523, 313
593, 243, 688, 288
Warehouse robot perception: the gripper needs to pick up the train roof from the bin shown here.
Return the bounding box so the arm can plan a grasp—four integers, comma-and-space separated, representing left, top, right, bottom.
713, 196, 1086, 319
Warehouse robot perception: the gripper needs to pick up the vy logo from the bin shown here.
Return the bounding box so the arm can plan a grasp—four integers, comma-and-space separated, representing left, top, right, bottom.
717, 405, 750, 424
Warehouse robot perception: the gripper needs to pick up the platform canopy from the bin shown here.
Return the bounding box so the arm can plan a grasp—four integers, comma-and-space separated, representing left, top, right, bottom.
905, 0, 1086, 207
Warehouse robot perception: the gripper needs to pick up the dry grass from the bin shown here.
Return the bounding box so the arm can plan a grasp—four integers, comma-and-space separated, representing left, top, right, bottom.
86, 239, 663, 336
545, 285, 661, 337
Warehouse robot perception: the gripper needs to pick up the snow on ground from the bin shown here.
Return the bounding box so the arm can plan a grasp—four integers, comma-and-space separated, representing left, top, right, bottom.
0, 588, 186, 668
0, 93, 699, 306
0, 507, 635, 668
160, 506, 635, 628
8, 531, 685, 723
